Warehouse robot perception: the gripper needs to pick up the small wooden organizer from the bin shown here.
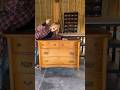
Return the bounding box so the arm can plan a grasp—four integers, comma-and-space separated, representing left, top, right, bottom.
38, 40, 80, 70
63, 12, 78, 33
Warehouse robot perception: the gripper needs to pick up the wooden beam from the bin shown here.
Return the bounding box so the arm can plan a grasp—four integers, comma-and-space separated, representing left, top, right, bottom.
53, 0, 60, 22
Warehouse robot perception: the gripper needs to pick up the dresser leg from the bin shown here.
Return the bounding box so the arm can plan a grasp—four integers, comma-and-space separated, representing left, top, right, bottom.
39, 67, 42, 71
37, 65, 42, 71
77, 67, 80, 71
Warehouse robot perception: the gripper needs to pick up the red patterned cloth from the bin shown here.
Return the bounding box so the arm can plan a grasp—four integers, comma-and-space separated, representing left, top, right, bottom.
35, 24, 61, 48
35, 24, 50, 48
35, 24, 50, 40
0, 0, 34, 56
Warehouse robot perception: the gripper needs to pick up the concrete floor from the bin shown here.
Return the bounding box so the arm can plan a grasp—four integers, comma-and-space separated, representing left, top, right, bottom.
35, 61, 85, 90
35, 48, 120, 90
0, 45, 120, 90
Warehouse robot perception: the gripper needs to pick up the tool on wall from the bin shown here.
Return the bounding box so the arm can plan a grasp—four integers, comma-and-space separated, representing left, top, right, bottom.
63, 12, 78, 33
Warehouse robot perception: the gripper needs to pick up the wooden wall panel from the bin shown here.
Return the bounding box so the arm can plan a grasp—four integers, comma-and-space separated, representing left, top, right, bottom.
102, 0, 120, 18
35, 0, 54, 26
35, 0, 85, 34
102, 0, 108, 17
118, 0, 120, 16
35, 0, 41, 27
108, 0, 119, 17
53, 1, 60, 22
80, 0, 85, 34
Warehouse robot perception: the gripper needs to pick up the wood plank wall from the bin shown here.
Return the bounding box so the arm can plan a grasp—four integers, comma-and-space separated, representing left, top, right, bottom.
102, 0, 120, 17
35, 0, 85, 34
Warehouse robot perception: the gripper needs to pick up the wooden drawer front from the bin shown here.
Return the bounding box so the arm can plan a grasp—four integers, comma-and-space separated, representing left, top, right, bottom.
12, 38, 34, 52
41, 49, 77, 57
14, 74, 34, 90
86, 61, 102, 72
60, 41, 78, 48
86, 37, 103, 72
86, 72, 103, 90
13, 54, 34, 73
42, 57, 59, 65
41, 49, 59, 56
86, 37, 103, 55
60, 57, 77, 65
39, 41, 59, 48
42, 57, 77, 65
60, 49, 77, 56
38, 40, 79, 49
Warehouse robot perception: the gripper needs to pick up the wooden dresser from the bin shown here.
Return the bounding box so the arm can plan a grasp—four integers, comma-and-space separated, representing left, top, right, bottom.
38, 40, 80, 70
85, 31, 109, 90
5, 34, 34, 90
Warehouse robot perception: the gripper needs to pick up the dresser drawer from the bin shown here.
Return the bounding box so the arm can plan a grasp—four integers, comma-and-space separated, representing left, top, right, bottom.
86, 37, 103, 72
13, 54, 34, 73
14, 74, 34, 90
59, 41, 78, 48
61, 49, 77, 56
39, 41, 59, 48
12, 38, 34, 52
41, 49, 77, 57
42, 57, 60, 65
38, 40, 79, 49
41, 49, 58, 56
86, 37, 103, 54
42, 57, 77, 65
85, 61, 102, 72
60, 57, 77, 65
86, 43, 103, 72
86, 72, 103, 90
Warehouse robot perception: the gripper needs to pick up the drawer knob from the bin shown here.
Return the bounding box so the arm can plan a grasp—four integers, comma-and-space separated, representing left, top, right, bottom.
53, 44, 56, 46
44, 52, 49, 55
69, 60, 74, 63
42, 44, 44, 46
17, 43, 21, 47
69, 52, 74, 55
24, 81, 33, 85
45, 60, 48, 62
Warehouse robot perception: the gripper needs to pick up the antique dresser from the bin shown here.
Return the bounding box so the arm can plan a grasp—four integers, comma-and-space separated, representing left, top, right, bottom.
38, 40, 80, 70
